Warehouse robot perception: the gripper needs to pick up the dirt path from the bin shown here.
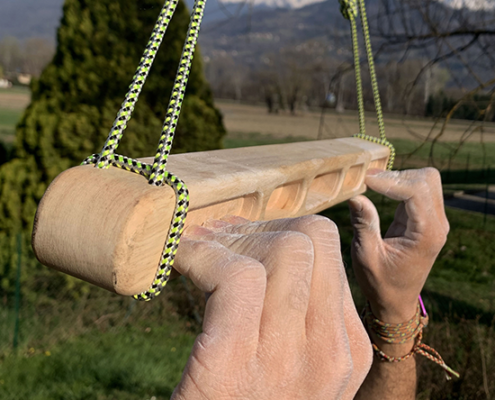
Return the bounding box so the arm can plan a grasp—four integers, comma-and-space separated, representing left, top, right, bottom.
217, 101, 495, 143
0, 89, 31, 110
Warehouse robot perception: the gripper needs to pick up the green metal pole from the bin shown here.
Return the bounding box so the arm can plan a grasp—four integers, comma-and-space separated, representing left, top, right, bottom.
13, 233, 22, 350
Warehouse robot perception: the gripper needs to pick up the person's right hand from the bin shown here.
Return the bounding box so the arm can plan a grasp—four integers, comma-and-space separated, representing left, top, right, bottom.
171, 215, 373, 400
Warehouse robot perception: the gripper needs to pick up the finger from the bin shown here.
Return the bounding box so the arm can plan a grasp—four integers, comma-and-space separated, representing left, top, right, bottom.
348, 195, 383, 255
204, 216, 347, 338
422, 167, 450, 232
188, 229, 315, 343
365, 169, 427, 202
220, 214, 252, 225
233, 217, 353, 397
365, 169, 436, 238
341, 282, 373, 399
174, 237, 266, 351
385, 202, 408, 238
204, 216, 358, 398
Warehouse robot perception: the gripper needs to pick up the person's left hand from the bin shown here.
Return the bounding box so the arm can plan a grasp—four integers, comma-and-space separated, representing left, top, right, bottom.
171, 215, 372, 400
348, 168, 449, 323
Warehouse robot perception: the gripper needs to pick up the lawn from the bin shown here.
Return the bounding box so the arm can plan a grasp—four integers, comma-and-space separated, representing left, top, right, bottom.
0, 108, 22, 145
0, 87, 29, 142
0, 320, 195, 400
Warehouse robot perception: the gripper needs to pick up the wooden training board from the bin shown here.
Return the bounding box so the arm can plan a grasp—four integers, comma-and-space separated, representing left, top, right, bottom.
32, 138, 389, 296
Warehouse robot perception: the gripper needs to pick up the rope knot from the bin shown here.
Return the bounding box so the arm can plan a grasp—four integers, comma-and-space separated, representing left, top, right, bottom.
339, 0, 358, 20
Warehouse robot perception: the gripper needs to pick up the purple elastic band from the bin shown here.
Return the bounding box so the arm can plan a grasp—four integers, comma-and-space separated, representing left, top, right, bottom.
419, 294, 427, 317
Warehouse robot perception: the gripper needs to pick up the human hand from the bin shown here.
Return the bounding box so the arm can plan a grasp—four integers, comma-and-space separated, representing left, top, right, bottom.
171, 215, 372, 400
348, 168, 449, 323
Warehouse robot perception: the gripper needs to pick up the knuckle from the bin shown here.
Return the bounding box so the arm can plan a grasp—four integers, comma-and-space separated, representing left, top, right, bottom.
413, 178, 430, 194
290, 214, 339, 236
434, 229, 448, 248
271, 231, 314, 255
268, 232, 315, 275
225, 257, 266, 288
316, 344, 354, 390
418, 168, 441, 190
313, 323, 352, 366
349, 323, 373, 379
187, 239, 223, 256
424, 234, 447, 256
384, 169, 401, 179
266, 350, 302, 386
423, 167, 442, 183
187, 240, 208, 254
444, 218, 450, 235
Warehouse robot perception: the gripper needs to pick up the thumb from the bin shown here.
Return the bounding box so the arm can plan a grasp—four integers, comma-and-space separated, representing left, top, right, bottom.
348, 195, 382, 250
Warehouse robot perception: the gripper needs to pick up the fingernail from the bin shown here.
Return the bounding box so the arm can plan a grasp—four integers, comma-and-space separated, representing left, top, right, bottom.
348, 197, 362, 211
220, 215, 250, 225
203, 219, 231, 230
366, 168, 383, 176
183, 225, 213, 238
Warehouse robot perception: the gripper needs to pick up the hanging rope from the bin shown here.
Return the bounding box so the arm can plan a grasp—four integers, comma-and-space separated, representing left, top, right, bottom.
82, 0, 207, 301
341, 2, 460, 379
339, 0, 395, 170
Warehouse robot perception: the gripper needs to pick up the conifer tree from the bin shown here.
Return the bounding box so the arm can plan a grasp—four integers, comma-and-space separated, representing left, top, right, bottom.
0, 0, 226, 298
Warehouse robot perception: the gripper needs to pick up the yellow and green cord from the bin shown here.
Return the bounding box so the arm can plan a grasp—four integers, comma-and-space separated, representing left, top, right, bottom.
83, 0, 207, 301
339, 0, 395, 170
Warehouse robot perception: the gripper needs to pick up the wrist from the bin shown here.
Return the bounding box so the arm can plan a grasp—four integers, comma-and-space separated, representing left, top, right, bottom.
368, 298, 419, 324
367, 328, 416, 358
363, 300, 424, 358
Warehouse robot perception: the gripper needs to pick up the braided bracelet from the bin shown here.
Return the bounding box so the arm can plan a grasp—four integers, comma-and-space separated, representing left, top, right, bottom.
363, 302, 460, 380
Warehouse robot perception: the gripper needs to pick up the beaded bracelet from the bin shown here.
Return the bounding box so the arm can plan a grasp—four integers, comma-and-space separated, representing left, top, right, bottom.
363, 301, 460, 380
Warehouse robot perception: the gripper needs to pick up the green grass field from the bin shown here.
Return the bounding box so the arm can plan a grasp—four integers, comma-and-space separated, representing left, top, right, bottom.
0, 320, 195, 400
0, 108, 21, 145
0, 87, 29, 147
1, 95, 494, 399
224, 133, 495, 172
0, 108, 22, 128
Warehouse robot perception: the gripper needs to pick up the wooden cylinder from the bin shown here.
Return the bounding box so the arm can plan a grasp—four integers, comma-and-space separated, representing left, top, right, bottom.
32, 138, 389, 296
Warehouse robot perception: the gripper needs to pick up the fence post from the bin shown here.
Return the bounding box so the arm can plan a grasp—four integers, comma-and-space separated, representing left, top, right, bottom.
13, 233, 22, 350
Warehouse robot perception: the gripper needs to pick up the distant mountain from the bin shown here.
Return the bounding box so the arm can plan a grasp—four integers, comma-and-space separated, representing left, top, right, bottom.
1, 0, 492, 43
0, 0, 286, 41
198, 0, 348, 69
0, 0, 492, 88
0, 0, 64, 41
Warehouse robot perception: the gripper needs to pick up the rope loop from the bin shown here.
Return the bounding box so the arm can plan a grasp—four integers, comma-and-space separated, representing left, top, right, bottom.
339, 0, 358, 20
341, 0, 395, 170
82, 0, 207, 301
353, 133, 395, 170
